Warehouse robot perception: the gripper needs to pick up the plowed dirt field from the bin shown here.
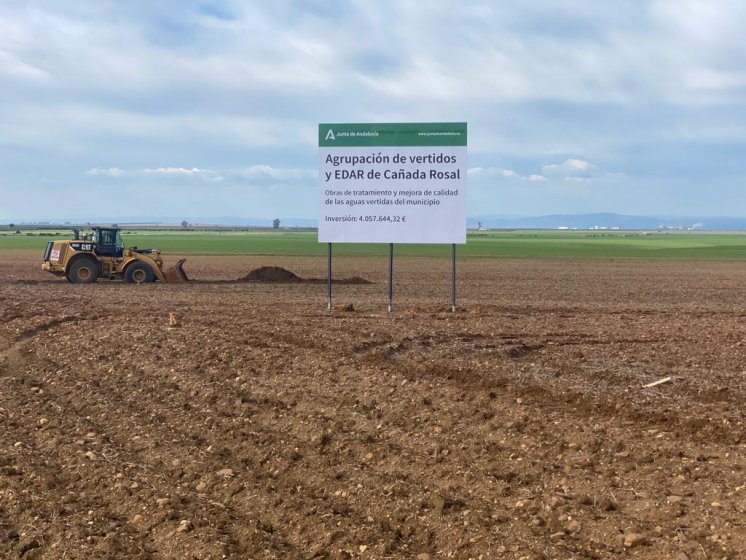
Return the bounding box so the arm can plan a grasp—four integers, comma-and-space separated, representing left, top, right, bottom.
1, 252, 745, 560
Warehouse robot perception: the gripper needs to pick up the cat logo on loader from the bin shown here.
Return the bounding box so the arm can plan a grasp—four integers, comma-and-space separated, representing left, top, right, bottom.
41, 227, 189, 284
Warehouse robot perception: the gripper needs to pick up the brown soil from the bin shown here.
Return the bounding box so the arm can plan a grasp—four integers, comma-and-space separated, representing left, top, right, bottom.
1, 252, 745, 559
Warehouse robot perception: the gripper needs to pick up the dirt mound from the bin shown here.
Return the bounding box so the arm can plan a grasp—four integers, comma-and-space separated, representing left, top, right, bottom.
240, 266, 302, 283
240, 266, 372, 285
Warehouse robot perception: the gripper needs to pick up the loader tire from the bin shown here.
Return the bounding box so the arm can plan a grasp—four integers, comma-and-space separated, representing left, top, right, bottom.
67, 257, 100, 284
125, 262, 156, 284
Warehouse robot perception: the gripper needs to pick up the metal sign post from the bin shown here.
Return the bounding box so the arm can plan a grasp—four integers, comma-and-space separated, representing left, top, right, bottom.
451, 243, 457, 313
327, 242, 332, 312
388, 243, 394, 313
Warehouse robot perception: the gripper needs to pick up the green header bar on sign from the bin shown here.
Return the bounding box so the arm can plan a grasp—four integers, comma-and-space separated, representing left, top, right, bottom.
319, 122, 467, 147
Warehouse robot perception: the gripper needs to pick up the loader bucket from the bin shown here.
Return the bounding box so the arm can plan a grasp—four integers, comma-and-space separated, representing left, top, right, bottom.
165, 259, 189, 282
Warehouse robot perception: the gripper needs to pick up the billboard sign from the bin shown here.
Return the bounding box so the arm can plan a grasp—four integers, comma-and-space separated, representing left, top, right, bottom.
318, 122, 467, 243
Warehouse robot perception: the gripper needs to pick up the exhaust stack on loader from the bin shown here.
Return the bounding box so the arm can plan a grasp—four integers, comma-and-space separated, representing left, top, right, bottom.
42, 226, 189, 284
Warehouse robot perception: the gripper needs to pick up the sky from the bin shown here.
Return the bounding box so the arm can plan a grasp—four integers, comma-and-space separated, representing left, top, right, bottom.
1, 0, 745, 223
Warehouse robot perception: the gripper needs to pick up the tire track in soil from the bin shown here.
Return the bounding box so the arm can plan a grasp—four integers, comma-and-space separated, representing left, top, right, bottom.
2, 336, 307, 559
9, 316, 542, 557
0, 333, 159, 559
137, 318, 688, 556
155, 327, 543, 557
344, 310, 746, 446
88, 329, 439, 557
3, 320, 412, 557
1, 314, 310, 559
266, 324, 740, 560
274, 312, 744, 556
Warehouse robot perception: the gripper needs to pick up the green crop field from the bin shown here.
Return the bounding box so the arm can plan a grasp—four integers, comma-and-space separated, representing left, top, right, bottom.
2, 229, 746, 259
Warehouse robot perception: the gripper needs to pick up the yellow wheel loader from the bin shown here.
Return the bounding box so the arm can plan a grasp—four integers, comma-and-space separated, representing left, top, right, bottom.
41, 227, 189, 284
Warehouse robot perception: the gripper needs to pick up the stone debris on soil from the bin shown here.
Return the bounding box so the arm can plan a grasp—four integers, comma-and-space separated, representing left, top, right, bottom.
168, 312, 180, 328
623, 533, 647, 548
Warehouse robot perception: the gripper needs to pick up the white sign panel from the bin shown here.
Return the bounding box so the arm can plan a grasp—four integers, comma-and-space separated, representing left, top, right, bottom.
318, 123, 467, 244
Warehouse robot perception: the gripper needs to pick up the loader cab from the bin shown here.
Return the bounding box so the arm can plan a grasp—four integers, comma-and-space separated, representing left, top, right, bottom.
92, 227, 124, 258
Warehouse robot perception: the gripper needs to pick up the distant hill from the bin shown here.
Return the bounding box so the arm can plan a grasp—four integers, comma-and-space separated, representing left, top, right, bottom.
468, 213, 746, 230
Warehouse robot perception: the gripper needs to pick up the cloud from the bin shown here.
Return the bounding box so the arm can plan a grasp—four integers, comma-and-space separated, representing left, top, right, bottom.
468, 167, 521, 179
141, 167, 223, 181
234, 165, 315, 183
0, 50, 52, 81
542, 159, 598, 179
85, 166, 224, 181
469, 161, 615, 188
86, 167, 126, 177
84, 164, 316, 185
468, 168, 548, 183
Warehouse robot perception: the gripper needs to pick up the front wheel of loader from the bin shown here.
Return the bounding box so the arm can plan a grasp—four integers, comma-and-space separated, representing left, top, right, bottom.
125, 262, 156, 284
67, 257, 100, 284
